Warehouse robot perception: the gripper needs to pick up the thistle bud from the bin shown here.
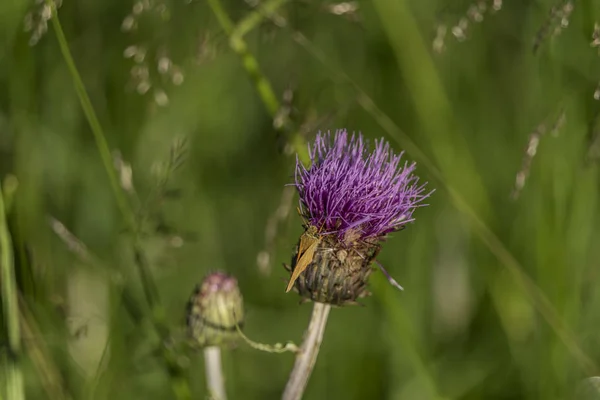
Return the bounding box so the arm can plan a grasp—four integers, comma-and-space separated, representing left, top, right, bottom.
186, 272, 244, 347
286, 130, 432, 305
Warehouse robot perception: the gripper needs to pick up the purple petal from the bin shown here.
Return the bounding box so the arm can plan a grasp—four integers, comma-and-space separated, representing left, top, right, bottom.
294, 129, 432, 242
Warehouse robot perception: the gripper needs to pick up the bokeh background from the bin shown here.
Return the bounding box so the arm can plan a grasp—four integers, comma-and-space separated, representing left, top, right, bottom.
1, 0, 600, 399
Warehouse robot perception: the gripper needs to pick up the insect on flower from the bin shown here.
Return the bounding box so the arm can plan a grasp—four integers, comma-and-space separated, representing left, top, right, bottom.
285, 130, 432, 305
286, 222, 321, 293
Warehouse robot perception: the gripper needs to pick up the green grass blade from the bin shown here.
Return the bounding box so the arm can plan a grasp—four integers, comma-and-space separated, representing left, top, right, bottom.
0, 182, 25, 400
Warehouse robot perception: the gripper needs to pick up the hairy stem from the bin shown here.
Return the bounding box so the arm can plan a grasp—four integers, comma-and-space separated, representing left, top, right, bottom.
282, 302, 331, 400
0, 183, 24, 400
204, 346, 227, 400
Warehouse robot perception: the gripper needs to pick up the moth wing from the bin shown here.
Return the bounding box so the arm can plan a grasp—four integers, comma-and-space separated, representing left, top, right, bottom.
296, 231, 314, 262
286, 239, 318, 292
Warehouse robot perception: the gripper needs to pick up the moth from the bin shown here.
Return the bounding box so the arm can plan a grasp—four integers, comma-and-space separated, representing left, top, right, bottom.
285, 224, 321, 292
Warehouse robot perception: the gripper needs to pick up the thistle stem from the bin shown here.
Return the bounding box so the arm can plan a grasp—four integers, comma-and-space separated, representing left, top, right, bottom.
204, 346, 227, 400
282, 302, 331, 400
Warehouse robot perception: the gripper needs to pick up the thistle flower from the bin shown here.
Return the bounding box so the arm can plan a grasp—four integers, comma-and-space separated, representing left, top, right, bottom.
186, 271, 244, 347
286, 130, 431, 305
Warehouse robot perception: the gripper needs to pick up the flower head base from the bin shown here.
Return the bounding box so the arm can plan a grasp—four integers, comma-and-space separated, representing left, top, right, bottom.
186, 271, 244, 347
287, 130, 431, 305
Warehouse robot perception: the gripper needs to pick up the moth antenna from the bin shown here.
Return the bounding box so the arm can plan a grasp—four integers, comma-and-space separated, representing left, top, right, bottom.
374, 260, 404, 291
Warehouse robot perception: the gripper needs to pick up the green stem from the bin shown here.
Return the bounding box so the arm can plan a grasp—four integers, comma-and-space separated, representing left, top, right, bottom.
207, 0, 279, 116
133, 245, 161, 312
19, 295, 70, 400
1, 176, 18, 214
45, 1, 136, 233
46, 3, 192, 397
206, 0, 310, 165
231, 0, 288, 39
0, 183, 24, 400
45, 0, 163, 312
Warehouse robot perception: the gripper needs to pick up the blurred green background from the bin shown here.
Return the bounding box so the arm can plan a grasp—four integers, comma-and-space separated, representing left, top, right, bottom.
1, 0, 600, 399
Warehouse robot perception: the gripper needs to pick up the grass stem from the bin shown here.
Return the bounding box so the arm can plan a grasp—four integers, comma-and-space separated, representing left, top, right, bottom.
207, 0, 310, 165
45, 3, 193, 398
0, 182, 25, 400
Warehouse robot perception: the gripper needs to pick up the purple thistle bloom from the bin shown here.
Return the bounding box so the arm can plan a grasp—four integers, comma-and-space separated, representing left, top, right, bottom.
295, 130, 431, 244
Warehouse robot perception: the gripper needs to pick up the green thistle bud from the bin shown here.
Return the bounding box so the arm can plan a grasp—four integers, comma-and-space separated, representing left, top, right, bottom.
186, 272, 244, 347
